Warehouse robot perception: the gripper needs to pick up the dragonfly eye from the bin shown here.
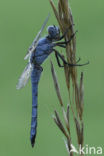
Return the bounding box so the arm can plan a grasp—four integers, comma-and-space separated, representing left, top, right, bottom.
47, 25, 60, 39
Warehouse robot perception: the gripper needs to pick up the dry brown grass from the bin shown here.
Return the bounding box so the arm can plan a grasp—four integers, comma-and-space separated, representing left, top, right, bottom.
49, 0, 85, 155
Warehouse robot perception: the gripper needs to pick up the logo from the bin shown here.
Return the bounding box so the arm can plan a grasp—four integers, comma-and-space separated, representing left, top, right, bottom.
69, 144, 103, 155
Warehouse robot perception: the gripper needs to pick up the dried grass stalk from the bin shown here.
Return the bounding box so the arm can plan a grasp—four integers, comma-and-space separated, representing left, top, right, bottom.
50, 0, 86, 156
50, 60, 63, 107
54, 110, 69, 138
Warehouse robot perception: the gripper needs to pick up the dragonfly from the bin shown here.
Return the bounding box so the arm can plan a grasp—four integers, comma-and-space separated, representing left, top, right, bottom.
16, 15, 89, 147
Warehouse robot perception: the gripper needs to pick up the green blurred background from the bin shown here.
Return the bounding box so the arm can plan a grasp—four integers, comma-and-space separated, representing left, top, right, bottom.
0, 0, 104, 155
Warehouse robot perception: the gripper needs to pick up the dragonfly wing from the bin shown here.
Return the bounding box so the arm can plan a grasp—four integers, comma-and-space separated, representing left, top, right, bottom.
24, 14, 50, 60
16, 63, 33, 89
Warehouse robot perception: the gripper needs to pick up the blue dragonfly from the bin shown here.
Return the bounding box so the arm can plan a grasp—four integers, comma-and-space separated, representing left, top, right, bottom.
17, 15, 88, 147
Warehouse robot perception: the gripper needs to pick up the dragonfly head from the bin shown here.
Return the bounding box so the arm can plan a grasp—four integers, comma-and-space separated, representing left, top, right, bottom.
47, 25, 60, 40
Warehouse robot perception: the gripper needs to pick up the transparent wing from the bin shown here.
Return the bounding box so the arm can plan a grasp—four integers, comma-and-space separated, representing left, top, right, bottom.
16, 63, 33, 89
24, 14, 50, 60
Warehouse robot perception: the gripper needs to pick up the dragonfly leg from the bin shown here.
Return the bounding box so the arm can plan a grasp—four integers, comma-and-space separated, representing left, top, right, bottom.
55, 30, 78, 46
57, 44, 66, 48
58, 24, 75, 41
53, 49, 72, 67
53, 49, 89, 67
54, 49, 64, 67
76, 57, 81, 63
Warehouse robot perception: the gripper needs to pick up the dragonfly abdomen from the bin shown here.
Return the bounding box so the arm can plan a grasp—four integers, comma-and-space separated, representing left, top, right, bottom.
30, 65, 43, 147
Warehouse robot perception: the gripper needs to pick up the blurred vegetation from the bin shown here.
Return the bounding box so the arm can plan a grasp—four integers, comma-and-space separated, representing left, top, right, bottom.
0, 0, 104, 156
